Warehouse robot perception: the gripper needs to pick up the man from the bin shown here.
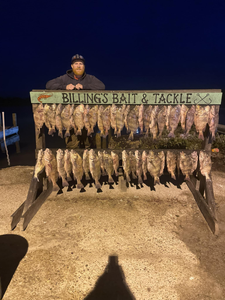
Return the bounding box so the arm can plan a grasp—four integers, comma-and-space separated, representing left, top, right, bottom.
46, 54, 105, 148
46, 54, 105, 90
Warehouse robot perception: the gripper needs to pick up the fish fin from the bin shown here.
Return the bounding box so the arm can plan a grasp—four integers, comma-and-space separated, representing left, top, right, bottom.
62, 179, 69, 187
108, 176, 114, 183
67, 174, 72, 181
76, 182, 84, 189
171, 173, 176, 180
64, 130, 70, 138
76, 129, 82, 135
48, 128, 55, 135
95, 181, 102, 189
154, 176, 160, 185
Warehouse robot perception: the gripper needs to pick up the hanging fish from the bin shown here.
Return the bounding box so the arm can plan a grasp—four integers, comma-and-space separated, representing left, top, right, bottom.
147, 151, 165, 185
64, 149, 72, 181
33, 103, 45, 135
69, 104, 76, 133
127, 106, 139, 140
122, 150, 131, 182
168, 105, 181, 138
111, 151, 119, 176
56, 149, 69, 187
138, 104, 144, 134
111, 104, 117, 135
74, 104, 85, 136
116, 105, 126, 137
179, 151, 198, 181
102, 106, 111, 138
124, 105, 130, 131
97, 105, 104, 136
61, 104, 72, 137
43, 148, 59, 191
70, 150, 84, 189
180, 104, 189, 132
149, 106, 159, 139
142, 150, 148, 181
208, 105, 220, 140
89, 149, 102, 189
129, 151, 137, 179
157, 106, 167, 138
103, 151, 114, 183
181, 105, 196, 138
143, 105, 152, 136
89, 105, 98, 134
34, 149, 45, 181
199, 151, 212, 180
166, 151, 177, 180
98, 151, 107, 176
55, 104, 63, 138
47, 104, 57, 135
84, 105, 92, 136
194, 105, 210, 140
135, 150, 143, 184
83, 149, 90, 180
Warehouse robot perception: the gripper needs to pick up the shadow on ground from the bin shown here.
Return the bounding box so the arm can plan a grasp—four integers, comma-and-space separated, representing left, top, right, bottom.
0, 234, 28, 299
84, 255, 136, 300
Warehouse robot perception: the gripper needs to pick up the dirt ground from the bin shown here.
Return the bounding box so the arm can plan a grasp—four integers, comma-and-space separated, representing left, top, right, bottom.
0, 156, 225, 300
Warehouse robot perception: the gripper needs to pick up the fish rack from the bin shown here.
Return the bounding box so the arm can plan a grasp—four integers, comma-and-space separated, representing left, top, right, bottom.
11, 89, 222, 234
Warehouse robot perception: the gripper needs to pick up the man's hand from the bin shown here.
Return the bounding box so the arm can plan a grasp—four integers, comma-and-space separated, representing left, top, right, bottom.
75, 83, 83, 90
66, 84, 76, 90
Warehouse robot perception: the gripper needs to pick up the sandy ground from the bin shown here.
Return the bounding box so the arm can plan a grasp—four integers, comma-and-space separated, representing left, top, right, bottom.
0, 164, 225, 300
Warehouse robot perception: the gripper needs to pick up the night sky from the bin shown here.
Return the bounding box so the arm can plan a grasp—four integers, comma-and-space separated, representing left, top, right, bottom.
1, 0, 225, 98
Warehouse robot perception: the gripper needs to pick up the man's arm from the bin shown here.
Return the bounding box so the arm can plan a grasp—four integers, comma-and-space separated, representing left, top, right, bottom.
82, 75, 105, 90
46, 75, 68, 90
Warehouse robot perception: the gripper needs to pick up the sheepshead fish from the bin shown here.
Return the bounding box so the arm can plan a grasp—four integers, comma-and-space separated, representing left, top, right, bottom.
103, 151, 114, 183
138, 104, 144, 134
157, 106, 167, 137
98, 151, 107, 176
142, 150, 148, 180
180, 104, 189, 131
179, 151, 198, 181
61, 104, 72, 137
102, 106, 111, 138
129, 151, 137, 179
89, 149, 101, 189
33, 103, 45, 134
147, 151, 165, 185
111, 104, 117, 134
64, 149, 72, 181
135, 150, 143, 184
143, 105, 152, 136
127, 106, 139, 140
168, 105, 181, 138
124, 105, 130, 131
34, 149, 45, 181
74, 104, 84, 135
97, 105, 104, 136
208, 105, 220, 139
70, 150, 84, 189
166, 105, 172, 131
194, 105, 210, 140
43, 104, 52, 135
181, 105, 196, 137
116, 105, 126, 137
122, 150, 131, 182
166, 151, 177, 180
199, 151, 211, 180
47, 104, 57, 135
43, 148, 59, 191
56, 104, 63, 138
150, 106, 159, 139
111, 151, 119, 176
56, 149, 69, 187
89, 105, 98, 134
83, 149, 90, 180
69, 104, 76, 133
84, 105, 92, 136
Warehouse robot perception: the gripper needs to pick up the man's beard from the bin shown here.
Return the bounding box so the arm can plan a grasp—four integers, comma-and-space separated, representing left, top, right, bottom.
74, 69, 84, 76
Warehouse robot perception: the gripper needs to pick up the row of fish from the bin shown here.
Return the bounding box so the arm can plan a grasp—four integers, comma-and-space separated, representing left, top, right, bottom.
34, 148, 211, 191
33, 103, 219, 141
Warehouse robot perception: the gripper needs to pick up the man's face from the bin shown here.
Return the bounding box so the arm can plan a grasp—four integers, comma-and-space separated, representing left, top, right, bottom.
71, 61, 85, 76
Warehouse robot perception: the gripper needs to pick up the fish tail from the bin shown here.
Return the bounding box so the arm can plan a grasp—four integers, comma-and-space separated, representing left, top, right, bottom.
117, 131, 121, 138
52, 182, 59, 191
58, 131, 63, 138
64, 130, 70, 138
171, 173, 176, 180
48, 128, 55, 136
138, 175, 143, 184
114, 170, 119, 176
108, 175, 114, 183
67, 174, 72, 181
154, 176, 160, 185
132, 171, 137, 179
62, 178, 69, 187
128, 132, 133, 140
85, 172, 90, 180
143, 173, 147, 181
76, 181, 84, 189
198, 131, 204, 140
76, 129, 82, 136
95, 180, 102, 189
185, 175, 190, 181
126, 173, 131, 182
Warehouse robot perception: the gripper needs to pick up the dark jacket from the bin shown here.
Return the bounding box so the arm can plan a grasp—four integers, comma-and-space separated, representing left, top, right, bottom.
46, 70, 105, 90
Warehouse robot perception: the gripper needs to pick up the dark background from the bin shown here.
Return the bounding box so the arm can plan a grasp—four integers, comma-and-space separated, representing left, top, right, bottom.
1, 0, 225, 98
0, 0, 225, 167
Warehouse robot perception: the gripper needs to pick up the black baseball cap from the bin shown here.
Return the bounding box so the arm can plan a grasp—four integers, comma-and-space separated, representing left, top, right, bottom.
71, 54, 85, 64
